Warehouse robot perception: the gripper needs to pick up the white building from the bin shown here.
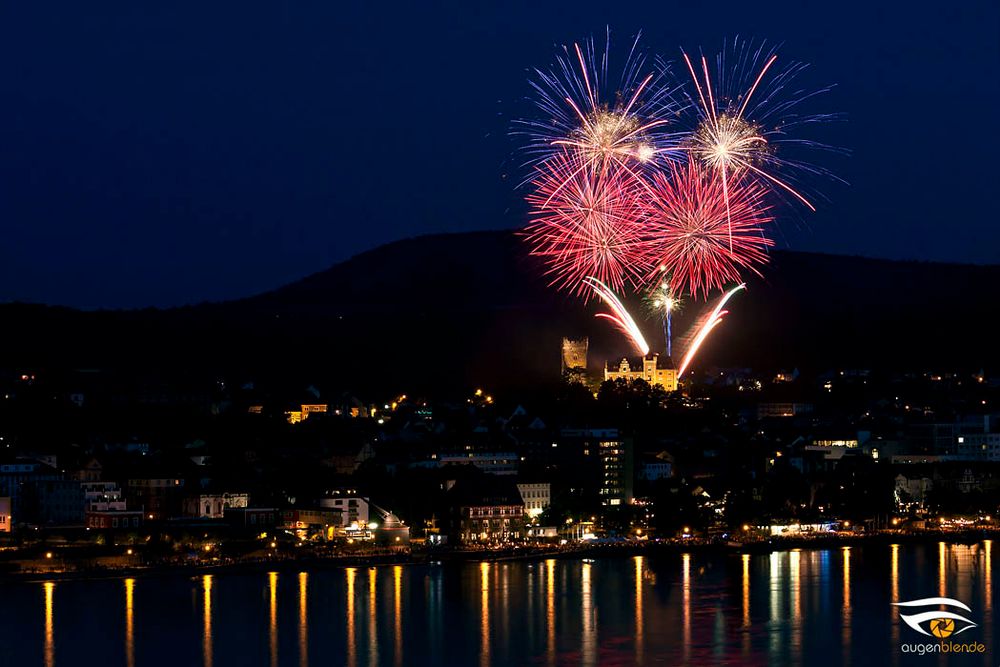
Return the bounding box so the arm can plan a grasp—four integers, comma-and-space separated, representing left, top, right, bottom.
319, 495, 371, 529
81, 481, 126, 512
516, 483, 550, 518
183, 493, 249, 519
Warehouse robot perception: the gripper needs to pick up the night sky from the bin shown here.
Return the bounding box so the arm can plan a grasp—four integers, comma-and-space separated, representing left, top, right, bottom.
1, 1, 997, 308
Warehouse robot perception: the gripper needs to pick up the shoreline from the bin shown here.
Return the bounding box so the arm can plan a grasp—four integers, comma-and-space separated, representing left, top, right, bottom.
2, 529, 994, 585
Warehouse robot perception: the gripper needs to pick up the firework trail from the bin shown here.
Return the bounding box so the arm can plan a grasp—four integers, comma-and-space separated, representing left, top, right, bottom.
677, 283, 746, 376
584, 276, 650, 356
524, 149, 653, 298
515, 29, 684, 190
678, 39, 840, 246
643, 160, 773, 299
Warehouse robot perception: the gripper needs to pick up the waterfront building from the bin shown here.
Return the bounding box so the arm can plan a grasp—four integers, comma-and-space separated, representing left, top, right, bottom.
448, 476, 526, 544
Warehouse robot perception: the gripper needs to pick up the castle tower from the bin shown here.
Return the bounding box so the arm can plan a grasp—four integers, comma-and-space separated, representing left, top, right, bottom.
561, 337, 589, 384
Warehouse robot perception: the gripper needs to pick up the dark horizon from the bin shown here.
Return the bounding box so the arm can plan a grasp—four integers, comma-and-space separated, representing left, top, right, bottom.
1, 1, 997, 308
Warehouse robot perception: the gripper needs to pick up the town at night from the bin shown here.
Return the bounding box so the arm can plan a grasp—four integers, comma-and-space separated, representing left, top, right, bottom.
1, 1, 998, 665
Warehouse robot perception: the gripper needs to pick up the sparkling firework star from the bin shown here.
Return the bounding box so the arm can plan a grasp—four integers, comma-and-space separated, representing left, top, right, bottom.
679, 39, 839, 245
644, 160, 773, 299
515, 30, 684, 187
678, 283, 746, 377
643, 281, 681, 358
524, 150, 653, 298
585, 277, 650, 356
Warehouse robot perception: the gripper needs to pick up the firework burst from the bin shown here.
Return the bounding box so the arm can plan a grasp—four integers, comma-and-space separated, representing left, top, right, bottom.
515, 30, 684, 186
678, 39, 840, 244
524, 150, 653, 298
644, 160, 773, 299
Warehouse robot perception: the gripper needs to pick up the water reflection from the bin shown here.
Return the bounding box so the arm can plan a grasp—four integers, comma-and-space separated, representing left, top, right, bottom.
268, 572, 279, 667
890, 545, 899, 667
769, 551, 782, 658
634, 556, 644, 663
368, 568, 378, 667
202, 575, 213, 667
938, 541, 947, 597
23, 541, 1000, 667
346, 568, 357, 667
581, 561, 595, 667
480, 562, 490, 667
682, 553, 691, 663
742, 553, 751, 658
841, 548, 850, 666
545, 559, 555, 667
125, 578, 135, 667
298, 572, 308, 667
393, 565, 403, 667
43, 581, 54, 667
790, 549, 801, 657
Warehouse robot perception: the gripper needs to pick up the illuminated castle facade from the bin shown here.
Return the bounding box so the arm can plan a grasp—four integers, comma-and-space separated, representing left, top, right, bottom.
604, 354, 678, 391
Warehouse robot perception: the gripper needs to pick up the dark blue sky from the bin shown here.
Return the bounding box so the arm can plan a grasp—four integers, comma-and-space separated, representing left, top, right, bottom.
1, 1, 997, 308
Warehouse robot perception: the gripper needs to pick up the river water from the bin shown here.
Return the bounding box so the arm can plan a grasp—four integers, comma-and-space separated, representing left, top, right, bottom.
0, 541, 994, 666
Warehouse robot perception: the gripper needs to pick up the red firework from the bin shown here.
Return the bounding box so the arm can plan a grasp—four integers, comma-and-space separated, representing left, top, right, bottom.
524, 151, 652, 299
643, 160, 773, 298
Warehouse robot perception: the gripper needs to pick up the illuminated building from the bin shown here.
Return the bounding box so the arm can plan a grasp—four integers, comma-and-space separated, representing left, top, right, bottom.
559, 428, 634, 506
598, 436, 634, 506
285, 403, 329, 424
183, 492, 250, 519
516, 482, 550, 518
319, 493, 371, 530
0, 496, 10, 533
447, 477, 526, 544
86, 510, 144, 530
281, 508, 344, 539
561, 337, 589, 384
604, 354, 678, 391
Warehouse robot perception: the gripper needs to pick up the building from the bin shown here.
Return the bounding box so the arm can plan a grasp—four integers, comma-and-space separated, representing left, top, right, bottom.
285, 403, 329, 424
638, 454, 673, 481
448, 476, 526, 544
604, 354, 678, 391
126, 477, 185, 519
183, 492, 250, 519
438, 452, 519, 476
318, 494, 371, 529
757, 402, 814, 419
516, 482, 550, 518
281, 508, 344, 539
0, 497, 10, 533
86, 510, 144, 530
561, 337, 589, 384
598, 435, 634, 506
225, 507, 279, 530
82, 481, 126, 512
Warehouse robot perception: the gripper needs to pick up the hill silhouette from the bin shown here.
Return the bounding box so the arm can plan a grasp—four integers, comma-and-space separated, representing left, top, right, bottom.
0, 230, 996, 394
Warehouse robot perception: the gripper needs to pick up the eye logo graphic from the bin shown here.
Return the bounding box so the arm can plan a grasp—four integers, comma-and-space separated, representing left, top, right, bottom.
893, 597, 977, 638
